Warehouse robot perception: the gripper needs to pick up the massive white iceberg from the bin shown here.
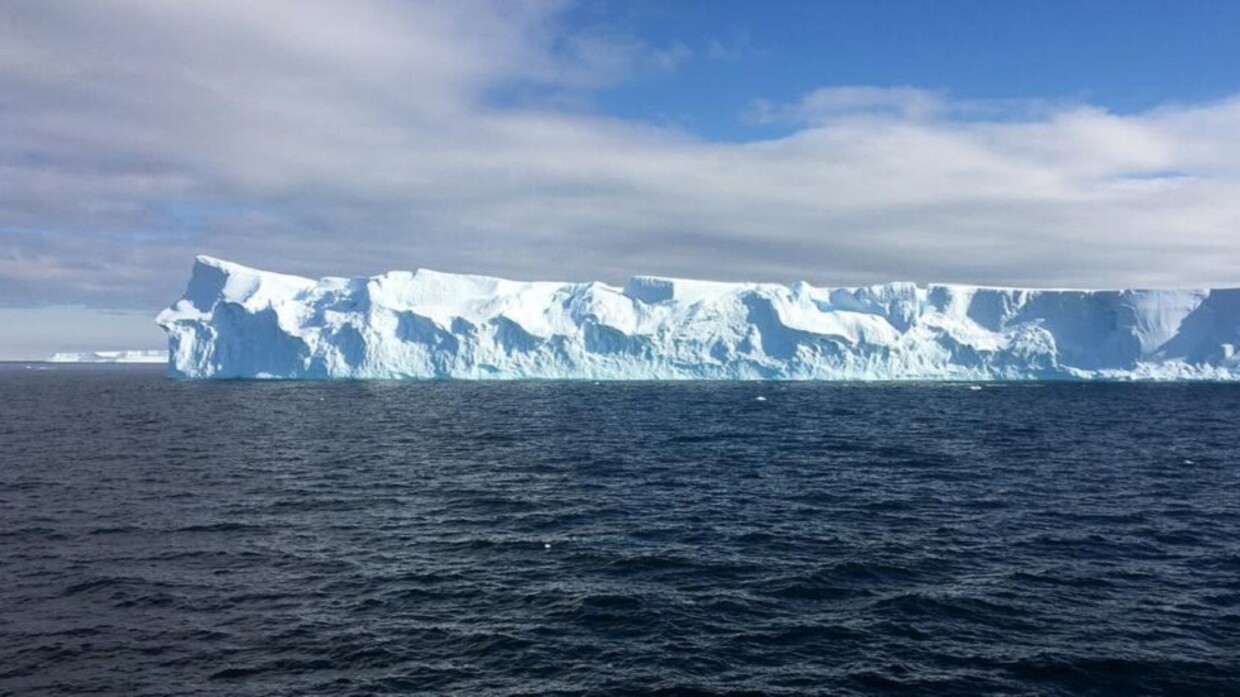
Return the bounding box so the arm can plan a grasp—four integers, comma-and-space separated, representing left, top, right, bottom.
157, 256, 1240, 380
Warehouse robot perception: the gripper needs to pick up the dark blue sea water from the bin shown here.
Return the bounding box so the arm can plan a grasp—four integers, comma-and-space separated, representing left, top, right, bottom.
2, 365, 1239, 696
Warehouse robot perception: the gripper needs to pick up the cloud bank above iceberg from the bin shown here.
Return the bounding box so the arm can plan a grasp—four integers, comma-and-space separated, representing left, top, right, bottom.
2, 0, 1240, 317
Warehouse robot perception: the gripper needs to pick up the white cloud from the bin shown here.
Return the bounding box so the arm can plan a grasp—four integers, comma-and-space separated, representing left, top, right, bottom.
749, 86, 948, 124
1, 0, 1239, 322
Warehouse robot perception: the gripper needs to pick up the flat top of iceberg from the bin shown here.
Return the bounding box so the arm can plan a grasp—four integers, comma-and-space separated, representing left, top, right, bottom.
191, 255, 1219, 297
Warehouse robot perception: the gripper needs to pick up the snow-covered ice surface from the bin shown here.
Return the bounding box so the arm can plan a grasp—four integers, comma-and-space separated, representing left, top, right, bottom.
47, 350, 169, 364
157, 256, 1240, 380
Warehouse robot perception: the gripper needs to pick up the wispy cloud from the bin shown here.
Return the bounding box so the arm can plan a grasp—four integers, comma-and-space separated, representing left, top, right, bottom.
749, 86, 949, 124
1, 0, 1239, 313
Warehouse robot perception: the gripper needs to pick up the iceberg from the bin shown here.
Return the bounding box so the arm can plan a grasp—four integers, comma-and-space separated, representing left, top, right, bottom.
48, 349, 169, 364
157, 256, 1240, 380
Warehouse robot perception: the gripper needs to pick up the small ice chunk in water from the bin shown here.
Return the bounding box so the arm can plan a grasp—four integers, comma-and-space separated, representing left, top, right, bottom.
755, 396, 767, 402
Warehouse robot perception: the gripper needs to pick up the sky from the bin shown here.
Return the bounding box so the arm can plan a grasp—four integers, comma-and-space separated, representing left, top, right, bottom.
2, 0, 1240, 358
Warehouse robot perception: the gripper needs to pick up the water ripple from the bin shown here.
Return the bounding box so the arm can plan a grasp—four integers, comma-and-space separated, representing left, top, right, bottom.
1, 366, 1238, 695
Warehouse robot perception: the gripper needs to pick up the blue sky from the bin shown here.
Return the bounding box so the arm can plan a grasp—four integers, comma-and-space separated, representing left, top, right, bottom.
579, 0, 1240, 137
2, 0, 1240, 358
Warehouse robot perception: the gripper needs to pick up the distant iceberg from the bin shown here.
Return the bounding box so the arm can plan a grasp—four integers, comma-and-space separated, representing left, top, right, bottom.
48, 350, 169, 364
157, 256, 1240, 380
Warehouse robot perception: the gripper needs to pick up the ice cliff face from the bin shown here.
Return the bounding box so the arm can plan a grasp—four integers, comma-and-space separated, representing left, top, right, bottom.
157, 256, 1240, 380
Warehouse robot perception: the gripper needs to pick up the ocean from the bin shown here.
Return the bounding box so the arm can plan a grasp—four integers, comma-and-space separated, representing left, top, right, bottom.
2, 365, 1238, 695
